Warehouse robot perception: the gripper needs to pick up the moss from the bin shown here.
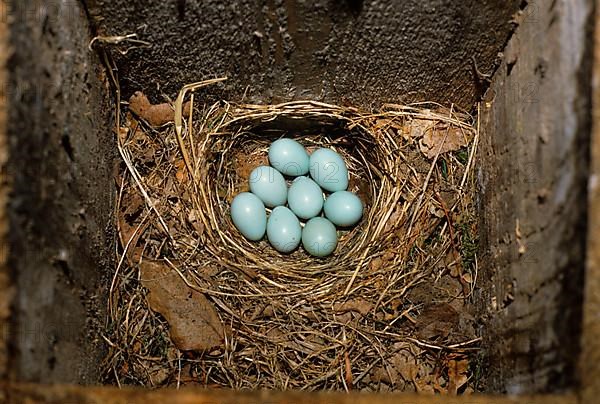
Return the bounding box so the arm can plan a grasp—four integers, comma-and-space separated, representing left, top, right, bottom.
470, 350, 487, 392
439, 157, 449, 179
456, 215, 478, 273
456, 147, 470, 165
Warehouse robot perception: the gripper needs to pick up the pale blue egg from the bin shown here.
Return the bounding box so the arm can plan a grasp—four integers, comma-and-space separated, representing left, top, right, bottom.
249, 165, 288, 207
269, 138, 310, 177
302, 217, 338, 257
324, 191, 364, 227
267, 206, 302, 253
287, 176, 324, 220
230, 192, 266, 241
309, 148, 349, 192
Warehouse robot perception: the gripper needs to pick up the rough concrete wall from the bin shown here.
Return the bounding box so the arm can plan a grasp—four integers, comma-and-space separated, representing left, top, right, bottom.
477, 0, 593, 393
6, 0, 114, 384
86, 0, 520, 110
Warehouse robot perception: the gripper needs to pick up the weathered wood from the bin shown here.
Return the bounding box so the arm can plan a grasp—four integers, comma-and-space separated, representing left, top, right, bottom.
0, 0, 10, 393
87, 0, 520, 110
6, 0, 115, 384
478, 0, 593, 393
581, 0, 600, 402
2, 383, 578, 404
0, 0, 597, 400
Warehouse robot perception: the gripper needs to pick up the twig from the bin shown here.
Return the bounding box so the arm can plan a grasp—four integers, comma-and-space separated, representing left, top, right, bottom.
89, 33, 151, 54
174, 77, 228, 178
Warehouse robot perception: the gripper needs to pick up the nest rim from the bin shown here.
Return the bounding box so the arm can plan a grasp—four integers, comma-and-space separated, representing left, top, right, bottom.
182, 100, 476, 300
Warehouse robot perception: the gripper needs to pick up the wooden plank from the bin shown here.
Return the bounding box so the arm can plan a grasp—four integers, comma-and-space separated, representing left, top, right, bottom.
6, 0, 115, 384
2, 383, 578, 404
0, 0, 11, 395
478, 0, 593, 393
581, 0, 600, 401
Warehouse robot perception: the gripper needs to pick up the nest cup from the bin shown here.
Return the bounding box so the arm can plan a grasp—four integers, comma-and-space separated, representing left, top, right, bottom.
196, 102, 406, 283
110, 97, 478, 389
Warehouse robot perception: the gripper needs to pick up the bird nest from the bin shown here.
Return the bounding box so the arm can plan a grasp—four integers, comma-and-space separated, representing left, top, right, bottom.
105, 88, 481, 392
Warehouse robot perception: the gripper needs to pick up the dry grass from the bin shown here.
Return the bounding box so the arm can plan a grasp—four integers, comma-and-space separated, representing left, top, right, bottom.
102, 78, 481, 392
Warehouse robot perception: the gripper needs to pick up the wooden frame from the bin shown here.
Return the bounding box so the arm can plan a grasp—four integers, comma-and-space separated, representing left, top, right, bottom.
1, 0, 599, 402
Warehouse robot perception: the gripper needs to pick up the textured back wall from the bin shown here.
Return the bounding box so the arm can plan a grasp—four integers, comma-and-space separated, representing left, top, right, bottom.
88, 0, 520, 110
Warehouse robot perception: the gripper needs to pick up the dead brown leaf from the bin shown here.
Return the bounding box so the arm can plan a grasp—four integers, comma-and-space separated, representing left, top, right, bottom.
413, 374, 436, 394
121, 186, 145, 222
447, 357, 469, 394
118, 126, 129, 144
428, 202, 445, 218
415, 303, 459, 341
333, 298, 374, 316
265, 328, 317, 355
187, 210, 205, 237
117, 208, 148, 263
175, 159, 187, 183
375, 118, 393, 131
420, 125, 469, 159
408, 118, 434, 139
129, 91, 191, 127
382, 251, 395, 262
149, 366, 171, 386
344, 351, 353, 389
384, 206, 405, 233
371, 365, 398, 385
369, 257, 384, 272
117, 213, 136, 246
390, 350, 419, 382
140, 260, 225, 351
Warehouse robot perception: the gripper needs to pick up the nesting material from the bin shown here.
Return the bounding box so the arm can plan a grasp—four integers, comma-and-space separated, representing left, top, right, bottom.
105, 95, 481, 392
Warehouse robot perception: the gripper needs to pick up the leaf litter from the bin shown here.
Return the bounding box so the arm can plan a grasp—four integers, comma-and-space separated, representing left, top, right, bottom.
102, 74, 482, 393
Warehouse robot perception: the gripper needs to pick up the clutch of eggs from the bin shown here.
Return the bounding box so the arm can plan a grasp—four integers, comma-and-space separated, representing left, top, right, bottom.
230, 138, 364, 257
